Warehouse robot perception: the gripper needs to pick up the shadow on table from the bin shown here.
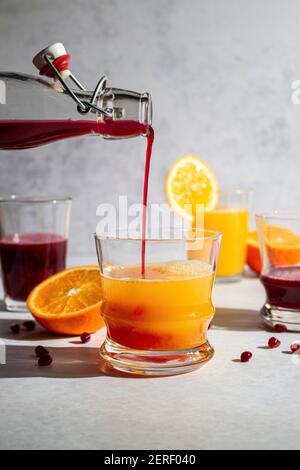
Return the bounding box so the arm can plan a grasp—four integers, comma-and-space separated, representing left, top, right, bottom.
212, 307, 263, 331
0, 318, 152, 380
0, 318, 72, 342
0, 343, 162, 380
0, 344, 106, 379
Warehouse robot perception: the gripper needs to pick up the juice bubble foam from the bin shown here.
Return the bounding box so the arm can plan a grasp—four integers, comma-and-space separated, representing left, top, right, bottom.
104, 260, 213, 281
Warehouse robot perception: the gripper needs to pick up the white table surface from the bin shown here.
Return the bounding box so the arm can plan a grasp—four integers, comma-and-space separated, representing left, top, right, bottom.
0, 264, 299, 450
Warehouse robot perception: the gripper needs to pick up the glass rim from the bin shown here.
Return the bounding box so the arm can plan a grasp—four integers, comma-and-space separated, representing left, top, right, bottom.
0, 195, 72, 204
94, 227, 222, 242
214, 187, 252, 195
256, 211, 300, 221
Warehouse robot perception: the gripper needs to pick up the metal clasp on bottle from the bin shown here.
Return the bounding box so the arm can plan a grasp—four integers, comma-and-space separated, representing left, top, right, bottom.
43, 54, 112, 118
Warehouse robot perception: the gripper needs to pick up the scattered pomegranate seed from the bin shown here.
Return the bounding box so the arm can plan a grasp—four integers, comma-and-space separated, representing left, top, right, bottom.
23, 320, 36, 331
290, 343, 300, 353
274, 324, 287, 333
38, 354, 53, 367
80, 332, 91, 344
35, 345, 49, 357
10, 323, 20, 334
240, 351, 253, 362
268, 337, 281, 349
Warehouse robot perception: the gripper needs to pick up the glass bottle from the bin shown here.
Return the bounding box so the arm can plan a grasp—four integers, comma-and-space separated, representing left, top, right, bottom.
0, 43, 152, 150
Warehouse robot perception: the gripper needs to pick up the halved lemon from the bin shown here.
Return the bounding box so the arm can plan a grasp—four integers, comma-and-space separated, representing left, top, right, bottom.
165, 155, 218, 221
27, 266, 104, 335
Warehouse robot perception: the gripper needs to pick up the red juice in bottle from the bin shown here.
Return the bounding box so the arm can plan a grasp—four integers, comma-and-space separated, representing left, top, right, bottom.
0, 119, 148, 149
0, 232, 67, 301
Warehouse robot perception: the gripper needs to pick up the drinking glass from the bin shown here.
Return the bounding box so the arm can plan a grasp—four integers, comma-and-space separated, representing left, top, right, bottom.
95, 228, 221, 376
0, 196, 71, 312
256, 212, 300, 332
204, 189, 250, 281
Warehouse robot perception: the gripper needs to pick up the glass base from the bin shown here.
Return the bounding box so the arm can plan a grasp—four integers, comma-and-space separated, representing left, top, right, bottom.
261, 304, 300, 332
216, 273, 242, 283
4, 295, 28, 312
99, 338, 214, 376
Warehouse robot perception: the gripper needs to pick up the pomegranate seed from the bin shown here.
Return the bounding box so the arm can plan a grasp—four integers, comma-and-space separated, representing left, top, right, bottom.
23, 320, 36, 331
268, 337, 281, 349
10, 323, 20, 334
290, 343, 300, 353
80, 332, 91, 344
274, 324, 287, 333
35, 345, 49, 357
240, 351, 253, 362
38, 354, 53, 367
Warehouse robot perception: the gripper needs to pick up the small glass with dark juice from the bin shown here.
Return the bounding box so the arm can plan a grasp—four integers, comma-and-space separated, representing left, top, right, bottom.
256, 212, 300, 331
0, 196, 71, 311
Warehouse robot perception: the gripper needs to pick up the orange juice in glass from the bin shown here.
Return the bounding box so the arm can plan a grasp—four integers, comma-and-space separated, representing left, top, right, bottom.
204, 189, 249, 281
95, 228, 221, 376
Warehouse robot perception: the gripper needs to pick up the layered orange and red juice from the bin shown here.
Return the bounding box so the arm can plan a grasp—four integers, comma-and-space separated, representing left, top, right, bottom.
101, 260, 215, 350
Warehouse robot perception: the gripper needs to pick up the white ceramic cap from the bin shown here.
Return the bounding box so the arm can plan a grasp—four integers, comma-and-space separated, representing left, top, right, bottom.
32, 43, 67, 71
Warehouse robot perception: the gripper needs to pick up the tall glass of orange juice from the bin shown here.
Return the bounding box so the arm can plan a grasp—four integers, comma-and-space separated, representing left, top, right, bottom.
95, 228, 221, 376
204, 189, 249, 281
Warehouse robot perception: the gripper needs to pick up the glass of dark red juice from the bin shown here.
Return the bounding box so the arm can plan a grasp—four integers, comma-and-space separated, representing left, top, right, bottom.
256, 212, 300, 332
0, 196, 71, 311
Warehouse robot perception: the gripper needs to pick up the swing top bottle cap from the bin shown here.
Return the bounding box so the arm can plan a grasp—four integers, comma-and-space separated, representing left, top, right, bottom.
32, 43, 70, 78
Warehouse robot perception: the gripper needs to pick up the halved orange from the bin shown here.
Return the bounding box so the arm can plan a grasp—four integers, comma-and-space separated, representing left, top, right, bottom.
165, 155, 218, 222
265, 224, 300, 267
247, 230, 262, 274
27, 266, 104, 335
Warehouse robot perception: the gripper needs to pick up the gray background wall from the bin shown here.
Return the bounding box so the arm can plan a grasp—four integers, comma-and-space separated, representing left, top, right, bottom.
1, 0, 300, 256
